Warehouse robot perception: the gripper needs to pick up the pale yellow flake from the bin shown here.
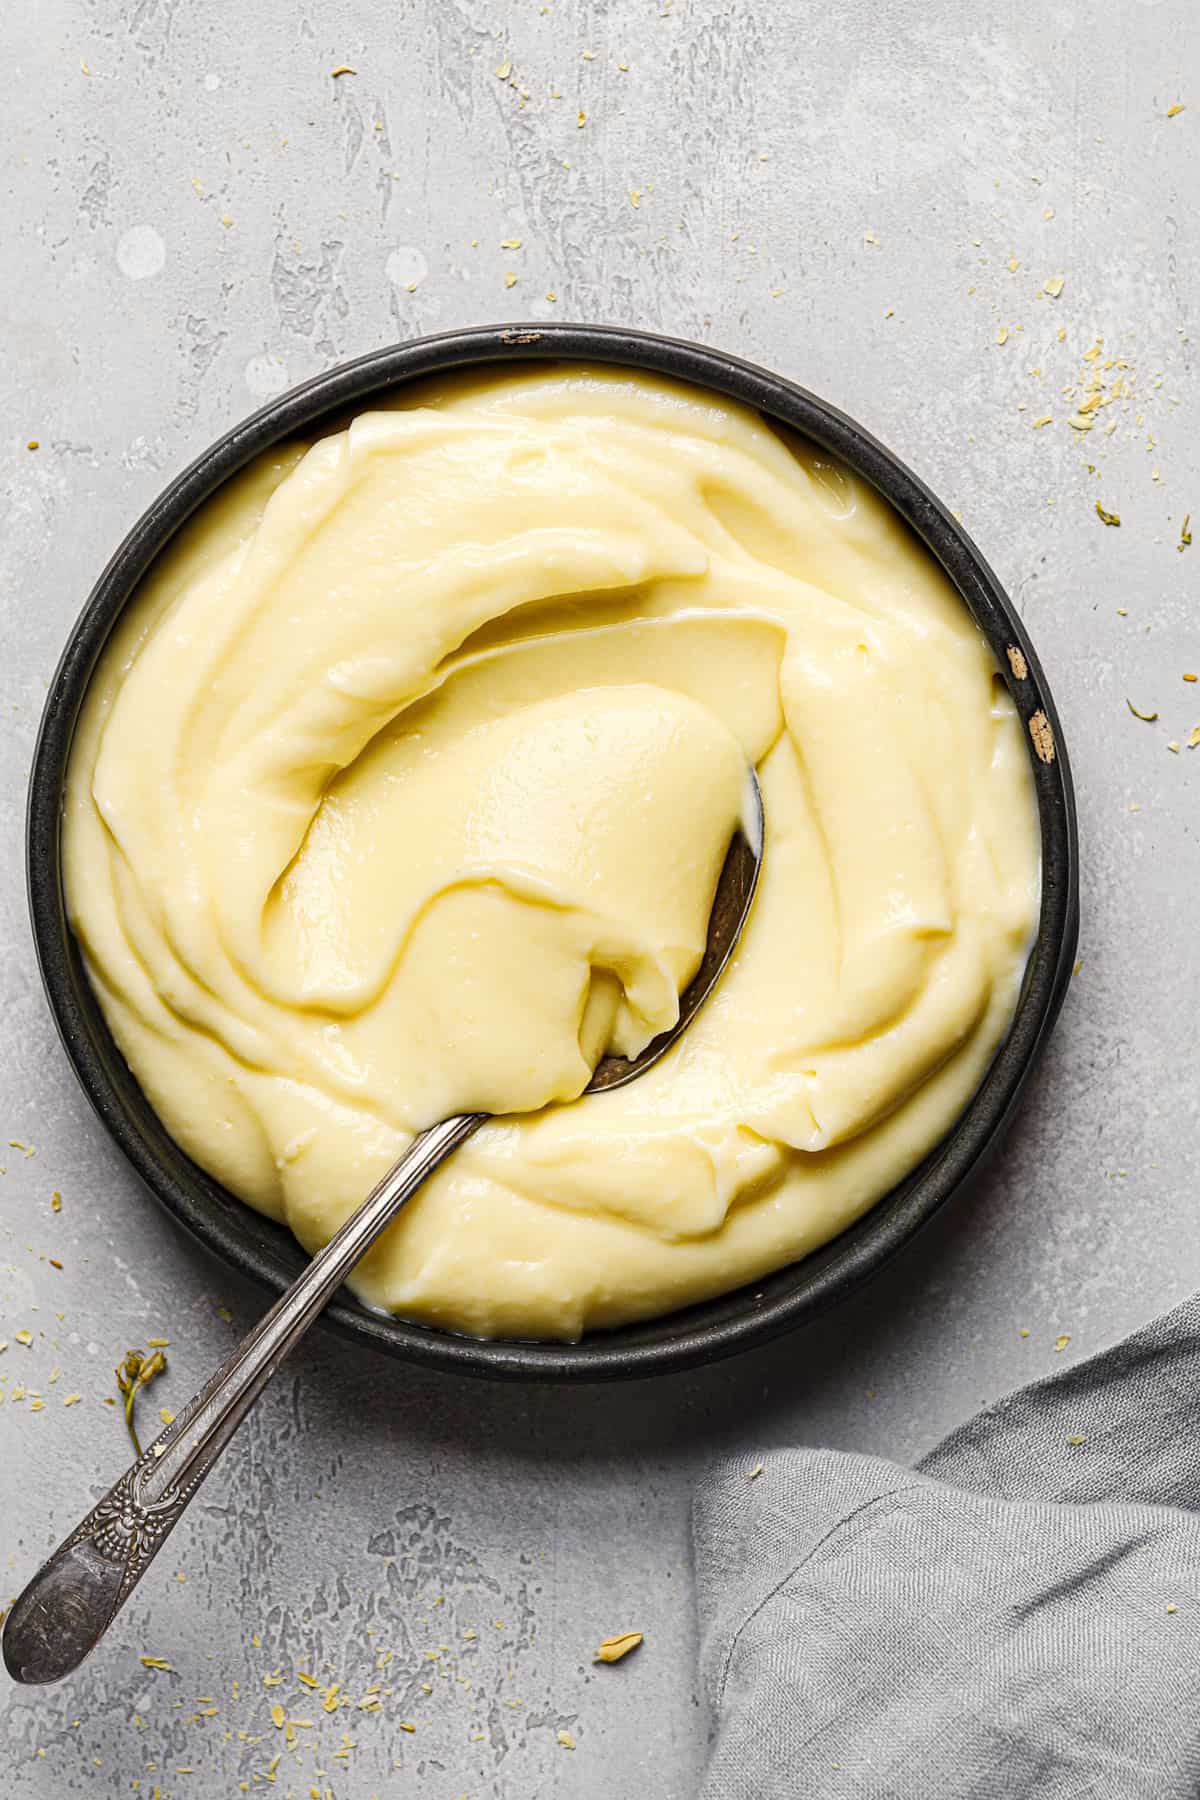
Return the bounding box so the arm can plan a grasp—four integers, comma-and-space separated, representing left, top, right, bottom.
594, 1631, 643, 1663
1043, 275, 1065, 298
557, 1730, 577, 1749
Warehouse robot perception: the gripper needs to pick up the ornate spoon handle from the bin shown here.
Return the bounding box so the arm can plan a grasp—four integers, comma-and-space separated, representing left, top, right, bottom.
2, 1113, 483, 1685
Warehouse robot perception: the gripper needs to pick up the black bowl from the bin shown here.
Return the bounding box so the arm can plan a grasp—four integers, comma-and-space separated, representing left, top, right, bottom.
27, 324, 1079, 1381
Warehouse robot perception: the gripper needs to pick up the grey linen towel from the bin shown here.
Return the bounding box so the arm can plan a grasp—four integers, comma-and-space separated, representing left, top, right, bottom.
693, 1294, 1200, 1799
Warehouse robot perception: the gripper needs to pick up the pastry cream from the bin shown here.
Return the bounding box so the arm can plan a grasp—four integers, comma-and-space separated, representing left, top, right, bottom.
65, 366, 1040, 1340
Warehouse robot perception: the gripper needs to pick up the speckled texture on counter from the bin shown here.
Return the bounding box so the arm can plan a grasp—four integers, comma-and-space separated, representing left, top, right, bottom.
2, 2, 1197, 1795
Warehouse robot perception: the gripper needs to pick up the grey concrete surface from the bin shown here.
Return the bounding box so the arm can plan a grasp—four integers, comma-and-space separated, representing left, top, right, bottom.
2, 1, 1198, 1795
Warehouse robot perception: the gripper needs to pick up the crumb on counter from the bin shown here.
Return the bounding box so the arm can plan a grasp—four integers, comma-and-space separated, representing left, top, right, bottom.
594, 1631, 643, 1664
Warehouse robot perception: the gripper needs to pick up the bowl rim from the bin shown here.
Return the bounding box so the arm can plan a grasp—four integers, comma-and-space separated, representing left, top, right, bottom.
27, 322, 1079, 1382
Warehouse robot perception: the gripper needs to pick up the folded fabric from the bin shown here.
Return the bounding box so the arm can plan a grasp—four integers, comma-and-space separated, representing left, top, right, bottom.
693, 1295, 1200, 1798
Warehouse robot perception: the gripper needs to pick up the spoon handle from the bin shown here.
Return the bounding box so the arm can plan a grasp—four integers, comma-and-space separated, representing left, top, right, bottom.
1, 1112, 483, 1685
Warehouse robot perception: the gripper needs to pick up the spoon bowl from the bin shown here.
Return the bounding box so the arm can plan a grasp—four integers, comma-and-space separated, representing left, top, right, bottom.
586, 765, 764, 1095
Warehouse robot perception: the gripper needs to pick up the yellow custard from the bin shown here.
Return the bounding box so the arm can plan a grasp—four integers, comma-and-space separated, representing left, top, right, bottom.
65, 367, 1039, 1339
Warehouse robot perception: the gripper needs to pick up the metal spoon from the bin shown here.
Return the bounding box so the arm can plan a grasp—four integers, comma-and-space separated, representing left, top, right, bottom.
3, 770, 762, 1685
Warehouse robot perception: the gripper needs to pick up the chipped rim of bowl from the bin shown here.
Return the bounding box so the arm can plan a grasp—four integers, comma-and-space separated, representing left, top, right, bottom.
26, 323, 1079, 1382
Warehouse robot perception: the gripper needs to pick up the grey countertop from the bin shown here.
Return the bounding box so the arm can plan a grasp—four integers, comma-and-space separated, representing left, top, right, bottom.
3, 1, 1197, 1795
